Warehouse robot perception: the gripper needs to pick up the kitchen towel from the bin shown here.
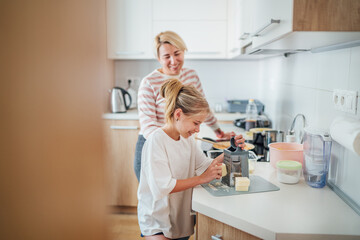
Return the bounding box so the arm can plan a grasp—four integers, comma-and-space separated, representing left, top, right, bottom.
330, 116, 360, 156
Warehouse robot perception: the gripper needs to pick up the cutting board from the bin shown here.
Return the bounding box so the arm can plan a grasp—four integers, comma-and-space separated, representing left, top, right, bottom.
201, 175, 279, 197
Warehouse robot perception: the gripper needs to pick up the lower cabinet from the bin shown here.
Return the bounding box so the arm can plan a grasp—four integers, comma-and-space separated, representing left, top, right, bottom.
196, 213, 261, 240
103, 119, 139, 206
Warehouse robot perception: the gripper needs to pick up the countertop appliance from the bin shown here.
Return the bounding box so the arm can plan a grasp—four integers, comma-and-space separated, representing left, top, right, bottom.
233, 115, 271, 129
111, 87, 132, 113
227, 99, 265, 114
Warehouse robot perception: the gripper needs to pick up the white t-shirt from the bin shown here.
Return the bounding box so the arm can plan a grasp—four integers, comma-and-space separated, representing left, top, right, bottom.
137, 128, 212, 239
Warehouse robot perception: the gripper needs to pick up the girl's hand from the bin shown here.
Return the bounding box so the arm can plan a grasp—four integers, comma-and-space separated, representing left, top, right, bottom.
200, 157, 223, 184
234, 134, 246, 149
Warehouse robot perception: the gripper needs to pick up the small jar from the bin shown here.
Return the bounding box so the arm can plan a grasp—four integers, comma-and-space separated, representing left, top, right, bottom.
276, 160, 302, 184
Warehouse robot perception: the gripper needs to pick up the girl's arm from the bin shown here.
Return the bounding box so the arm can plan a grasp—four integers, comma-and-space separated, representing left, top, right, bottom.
170, 154, 224, 194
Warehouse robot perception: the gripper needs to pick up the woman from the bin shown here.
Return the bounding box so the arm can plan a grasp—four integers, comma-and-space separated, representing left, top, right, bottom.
137, 79, 244, 239
135, 31, 236, 181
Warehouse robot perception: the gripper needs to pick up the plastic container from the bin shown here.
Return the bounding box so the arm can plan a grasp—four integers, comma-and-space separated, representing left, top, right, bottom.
268, 142, 303, 168
248, 151, 259, 174
302, 127, 332, 188
276, 160, 302, 184
245, 99, 258, 131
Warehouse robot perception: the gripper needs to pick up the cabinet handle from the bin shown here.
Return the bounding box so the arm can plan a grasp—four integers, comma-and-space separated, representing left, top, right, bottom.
211, 235, 223, 240
115, 51, 144, 55
110, 126, 139, 130
186, 51, 222, 55
239, 32, 250, 40
252, 19, 280, 37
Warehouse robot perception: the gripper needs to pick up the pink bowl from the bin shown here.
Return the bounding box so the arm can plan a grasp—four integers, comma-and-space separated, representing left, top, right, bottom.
268, 142, 303, 168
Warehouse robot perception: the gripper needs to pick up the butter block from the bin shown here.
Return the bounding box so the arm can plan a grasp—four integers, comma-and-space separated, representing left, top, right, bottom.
221, 163, 227, 177
235, 177, 250, 191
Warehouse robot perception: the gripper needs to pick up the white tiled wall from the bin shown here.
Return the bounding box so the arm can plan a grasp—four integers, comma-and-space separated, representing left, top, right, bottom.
258, 46, 360, 207
114, 46, 360, 207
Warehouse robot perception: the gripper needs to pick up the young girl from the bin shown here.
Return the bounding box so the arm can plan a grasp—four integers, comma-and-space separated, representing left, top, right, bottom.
137, 79, 244, 240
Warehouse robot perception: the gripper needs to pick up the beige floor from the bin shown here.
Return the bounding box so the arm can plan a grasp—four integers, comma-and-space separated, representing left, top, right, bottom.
108, 207, 194, 240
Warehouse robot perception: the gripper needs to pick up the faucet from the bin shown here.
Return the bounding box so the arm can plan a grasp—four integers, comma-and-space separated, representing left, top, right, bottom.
288, 114, 306, 143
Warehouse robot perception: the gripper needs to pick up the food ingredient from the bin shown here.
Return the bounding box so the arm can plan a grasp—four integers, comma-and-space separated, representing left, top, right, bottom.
221, 163, 227, 177
235, 177, 250, 191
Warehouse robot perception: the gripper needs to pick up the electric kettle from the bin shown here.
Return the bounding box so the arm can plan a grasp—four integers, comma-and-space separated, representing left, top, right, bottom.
111, 87, 132, 113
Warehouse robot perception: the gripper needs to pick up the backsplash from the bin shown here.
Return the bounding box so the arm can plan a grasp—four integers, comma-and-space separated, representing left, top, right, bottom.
115, 45, 360, 207
258, 46, 360, 208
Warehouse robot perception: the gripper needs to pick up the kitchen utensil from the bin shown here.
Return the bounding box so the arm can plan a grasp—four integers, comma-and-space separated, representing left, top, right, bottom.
111, 87, 132, 113
276, 160, 302, 184
268, 142, 303, 168
302, 127, 332, 188
222, 137, 249, 187
248, 128, 272, 159
196, 137, 255, 151
195, 137, 229, 149
263, 130, 284, 162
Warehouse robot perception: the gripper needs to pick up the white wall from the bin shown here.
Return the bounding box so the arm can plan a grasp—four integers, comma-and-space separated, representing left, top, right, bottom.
114, 46, 360, 207
114, 59, 260, 111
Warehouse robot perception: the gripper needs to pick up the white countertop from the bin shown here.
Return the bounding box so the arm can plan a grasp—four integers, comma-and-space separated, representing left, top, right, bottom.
192, 163, 360, 240
103, 109, 139, 120
102, 110, 246, 122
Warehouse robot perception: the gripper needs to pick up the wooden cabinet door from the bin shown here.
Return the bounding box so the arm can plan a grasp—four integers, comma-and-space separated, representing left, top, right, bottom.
106, 0, 152, 59
103, 119, 140, 206
196, 213, 261, 240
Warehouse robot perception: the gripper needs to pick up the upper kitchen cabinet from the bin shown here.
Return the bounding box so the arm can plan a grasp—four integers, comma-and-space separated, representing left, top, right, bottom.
152, 0, 228, 59
239, 0, 255, 51
227, 0, 242, 58
106, 0, 153, 59
243, 0, 360, 54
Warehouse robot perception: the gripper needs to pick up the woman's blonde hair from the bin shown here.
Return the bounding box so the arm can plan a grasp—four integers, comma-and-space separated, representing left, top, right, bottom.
160, 79, 210, 123
154, 31, 188, 58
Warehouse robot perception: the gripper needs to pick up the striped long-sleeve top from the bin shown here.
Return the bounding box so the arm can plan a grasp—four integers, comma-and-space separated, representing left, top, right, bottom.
138, 68, 219, 139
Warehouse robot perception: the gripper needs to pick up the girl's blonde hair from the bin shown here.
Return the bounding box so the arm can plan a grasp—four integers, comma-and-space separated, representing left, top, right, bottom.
160, 79, 210, 123
154, 31, 188, 58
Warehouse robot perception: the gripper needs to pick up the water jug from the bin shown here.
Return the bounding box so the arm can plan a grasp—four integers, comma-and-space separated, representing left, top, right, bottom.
302, 127, 332, 188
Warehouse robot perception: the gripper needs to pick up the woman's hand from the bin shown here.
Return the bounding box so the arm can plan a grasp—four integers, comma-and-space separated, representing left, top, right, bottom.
215, 129, 246, 149
200, 155, 223, 184
215, 129, 235, 141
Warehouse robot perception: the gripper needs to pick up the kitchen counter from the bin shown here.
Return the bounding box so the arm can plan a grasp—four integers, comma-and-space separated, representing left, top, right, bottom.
103, 110, 246, 122
192, 163, 360, 240
103, 109, 139, 120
